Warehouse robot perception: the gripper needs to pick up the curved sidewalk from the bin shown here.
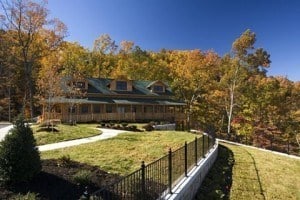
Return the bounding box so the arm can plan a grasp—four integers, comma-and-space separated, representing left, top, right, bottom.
38, 128, 127, 151
1, 126, 127, 151
0, 124, 13, 142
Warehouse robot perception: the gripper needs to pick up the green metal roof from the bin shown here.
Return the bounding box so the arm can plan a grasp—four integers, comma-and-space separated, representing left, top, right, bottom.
54, 78, 185, 106
46, 97, 110, 104
87, 78, 173, 96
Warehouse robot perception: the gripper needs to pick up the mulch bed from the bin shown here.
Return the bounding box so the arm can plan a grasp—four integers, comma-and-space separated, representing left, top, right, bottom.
0, 159, 121, 199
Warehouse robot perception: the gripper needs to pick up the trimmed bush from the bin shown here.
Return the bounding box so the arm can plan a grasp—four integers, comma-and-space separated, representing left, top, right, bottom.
128, 125, 138, 131
0, 116, 41, 185
57, 154, 72, 167
121, 122, 128, 128
73, 170, 92, 185
142, 124, 154, 131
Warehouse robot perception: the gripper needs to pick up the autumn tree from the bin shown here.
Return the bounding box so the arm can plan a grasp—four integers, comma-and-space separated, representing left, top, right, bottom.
0, 30, 15, 121
37, 51, 63, 126
0, 0, 67, 119
92, 34, 117, 78
222, 29, 271, 139
112, 40, 135, 78
167, 50, 220, 130
59, 42, 89, 124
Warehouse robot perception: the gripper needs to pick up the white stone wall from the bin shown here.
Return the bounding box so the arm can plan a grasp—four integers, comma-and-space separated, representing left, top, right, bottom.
153, 124, 176, 130
163, 141, 219, 200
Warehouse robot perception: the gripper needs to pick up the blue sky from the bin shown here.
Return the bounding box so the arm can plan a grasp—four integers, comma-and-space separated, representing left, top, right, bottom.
48, 0, 300, 81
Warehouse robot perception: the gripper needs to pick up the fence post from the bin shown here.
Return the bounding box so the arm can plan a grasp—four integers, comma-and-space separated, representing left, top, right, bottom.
287, 139, 290, 154
202, 136, 205, 158
141, 161, 146, 196
168, 148, 173, 194
184, 142, 188, 177
208, 135, 210, 150
195, 137, 198, 165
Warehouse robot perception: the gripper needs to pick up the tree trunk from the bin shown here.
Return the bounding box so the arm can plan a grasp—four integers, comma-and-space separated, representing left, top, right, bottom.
227, 86, 234, 139
226, 65, 239, 139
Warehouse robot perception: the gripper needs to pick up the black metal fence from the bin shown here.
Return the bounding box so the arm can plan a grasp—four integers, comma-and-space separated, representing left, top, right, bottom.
91, 134, 216, 200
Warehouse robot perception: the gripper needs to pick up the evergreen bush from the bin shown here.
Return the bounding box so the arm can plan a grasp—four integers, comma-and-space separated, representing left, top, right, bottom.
0, 116, 41, 185
142, 123, 154, 131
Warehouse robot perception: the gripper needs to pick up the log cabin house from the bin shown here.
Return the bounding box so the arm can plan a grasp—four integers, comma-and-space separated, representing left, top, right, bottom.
42, 77, 186, 123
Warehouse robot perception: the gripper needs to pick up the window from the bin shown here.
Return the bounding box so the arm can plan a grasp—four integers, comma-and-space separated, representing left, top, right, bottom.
117, 107, 125, 113
93, 105, 101, 113
106, 105, 113, 113
73, 81, 85, 88
116, 81, 127, 91
153, 85, 164, 93
54, 105, 61, 113
144, 106, 153, 113
154, 106, 164, 113
81, 105, 89, 114
68, 106, 76, 113
167, 106, 174, 113
132, 106, 137, 113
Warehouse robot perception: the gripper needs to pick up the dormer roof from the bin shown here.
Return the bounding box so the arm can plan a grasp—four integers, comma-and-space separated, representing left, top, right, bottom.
146, 80, 168, 88
86, 78, 173, 96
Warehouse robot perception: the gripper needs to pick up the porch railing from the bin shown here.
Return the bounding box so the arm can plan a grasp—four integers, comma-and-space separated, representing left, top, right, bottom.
42, 112, 185, 123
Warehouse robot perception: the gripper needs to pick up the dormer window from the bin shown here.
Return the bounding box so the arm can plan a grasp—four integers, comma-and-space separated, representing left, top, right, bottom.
153, 85, 164, 93
147, 80, 167, 93
73, 81, 85, 89
116, 81, 127, 91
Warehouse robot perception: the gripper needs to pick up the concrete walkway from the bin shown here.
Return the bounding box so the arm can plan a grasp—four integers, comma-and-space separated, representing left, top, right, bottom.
38, 128, 126, 151
0, 125, 127, 152
0, 123, 13, 141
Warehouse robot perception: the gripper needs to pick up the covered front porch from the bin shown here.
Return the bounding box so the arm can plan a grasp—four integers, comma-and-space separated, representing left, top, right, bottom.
42, 100, 186, 123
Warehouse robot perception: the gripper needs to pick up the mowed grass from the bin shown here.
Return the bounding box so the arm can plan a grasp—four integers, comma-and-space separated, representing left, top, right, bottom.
32, 124, 101, 145
222, 143, 300, 200
41, 131, 198, 175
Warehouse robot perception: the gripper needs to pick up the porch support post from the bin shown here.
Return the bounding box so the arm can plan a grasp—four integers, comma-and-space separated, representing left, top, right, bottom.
91, 104, 94, 121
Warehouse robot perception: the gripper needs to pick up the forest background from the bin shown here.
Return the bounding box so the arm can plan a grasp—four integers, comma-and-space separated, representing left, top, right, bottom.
0, 0, 299, 155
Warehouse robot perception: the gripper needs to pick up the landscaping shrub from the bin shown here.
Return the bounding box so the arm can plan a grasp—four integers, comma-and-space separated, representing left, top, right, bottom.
142, 123, 154, 131
73, 170, 92, 186
57, 154, 72, 167
113, 124, 121, 129
121, 122, 128, 128
127, 125, 138, 131
14, 192, 39, 200
0, 116, 41, 185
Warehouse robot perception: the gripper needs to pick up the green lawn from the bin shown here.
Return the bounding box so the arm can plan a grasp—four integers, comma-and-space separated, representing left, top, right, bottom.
224, 143, 300, 200
39, 129, 300, 199
41, 131, 198, 175
196, 143, 300, 200
224, 144, 300, 199
32, 124, 101, 145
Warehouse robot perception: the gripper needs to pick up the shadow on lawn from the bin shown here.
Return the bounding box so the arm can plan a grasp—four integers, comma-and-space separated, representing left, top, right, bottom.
243, 149, 266, 200
195, 144, 235, 199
